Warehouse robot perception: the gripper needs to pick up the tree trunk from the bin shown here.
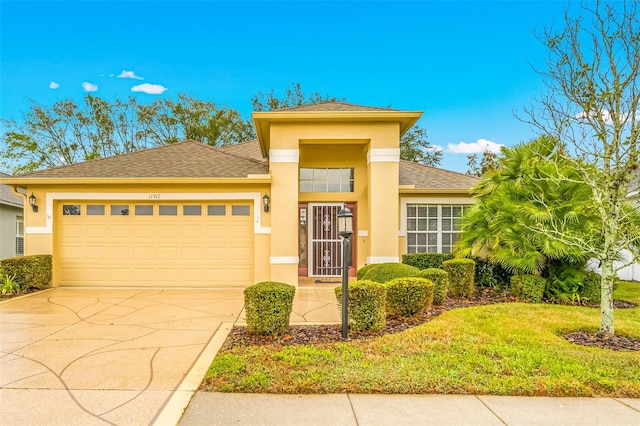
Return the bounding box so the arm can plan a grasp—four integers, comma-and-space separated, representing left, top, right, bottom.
599, 256, 616, 335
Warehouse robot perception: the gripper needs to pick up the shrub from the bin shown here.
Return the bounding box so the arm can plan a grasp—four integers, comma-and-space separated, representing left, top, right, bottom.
385, 277, 434, 316
441, 258, 476, 298
362, 263, 420, 283
244, 281, 295, 336
580, 271, 601, 304
511, 274, 546, 303
419, 268, 449, 305
470, 256, 514, 288
0, 266, 19, 294
335, 280, 386, 331
0, 255, 52, 290
402, 253, 454, 270
356, 264, 377, 280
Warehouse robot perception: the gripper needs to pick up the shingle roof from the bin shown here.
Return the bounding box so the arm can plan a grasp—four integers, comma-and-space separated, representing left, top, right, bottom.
13, 140, 269, 179
0, 172, 24, 207
399, 160, 481, 189
273, 101, 399, 112
217, 139, 266, 162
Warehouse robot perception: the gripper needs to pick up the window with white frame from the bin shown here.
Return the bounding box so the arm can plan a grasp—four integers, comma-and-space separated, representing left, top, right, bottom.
16, 216, 24, 256
406, 204, 470, 254
300, 168, 354, 193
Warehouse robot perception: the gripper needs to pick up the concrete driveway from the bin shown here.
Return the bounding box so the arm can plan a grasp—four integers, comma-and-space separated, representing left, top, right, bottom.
0, 287, 340, 425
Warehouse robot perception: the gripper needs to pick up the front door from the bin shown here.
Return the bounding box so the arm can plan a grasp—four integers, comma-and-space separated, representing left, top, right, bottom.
300, 203, 356, 277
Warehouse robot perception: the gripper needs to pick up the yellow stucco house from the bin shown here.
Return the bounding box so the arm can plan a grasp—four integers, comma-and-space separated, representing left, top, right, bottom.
2, 102, 480, 288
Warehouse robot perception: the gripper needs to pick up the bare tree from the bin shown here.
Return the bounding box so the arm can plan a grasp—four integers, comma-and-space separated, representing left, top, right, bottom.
525, 0, 640, 334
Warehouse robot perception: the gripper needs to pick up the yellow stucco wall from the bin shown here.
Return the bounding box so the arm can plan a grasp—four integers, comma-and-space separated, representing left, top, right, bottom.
22, 182, 271, 287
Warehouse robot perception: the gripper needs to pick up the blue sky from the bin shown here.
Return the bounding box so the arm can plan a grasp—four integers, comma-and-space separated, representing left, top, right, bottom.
0, 1, 570, 173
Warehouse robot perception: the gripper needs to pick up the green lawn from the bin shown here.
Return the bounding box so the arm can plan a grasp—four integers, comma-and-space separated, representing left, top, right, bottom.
202, 281, 640, 397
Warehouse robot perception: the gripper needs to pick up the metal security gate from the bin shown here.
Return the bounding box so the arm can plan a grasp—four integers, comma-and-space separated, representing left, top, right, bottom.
309, 204, 343, 276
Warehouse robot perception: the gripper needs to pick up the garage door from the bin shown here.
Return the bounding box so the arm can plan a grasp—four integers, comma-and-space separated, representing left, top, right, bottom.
57, 201, 253, 287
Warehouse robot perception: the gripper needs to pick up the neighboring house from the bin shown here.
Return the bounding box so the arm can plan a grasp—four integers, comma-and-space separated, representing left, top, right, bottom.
0, 172, 25, 259
0, 102, 479, 288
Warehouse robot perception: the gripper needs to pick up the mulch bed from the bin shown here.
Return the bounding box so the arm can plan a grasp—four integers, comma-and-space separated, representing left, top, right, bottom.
224, 288, 639, 352
0, 288, 43, 301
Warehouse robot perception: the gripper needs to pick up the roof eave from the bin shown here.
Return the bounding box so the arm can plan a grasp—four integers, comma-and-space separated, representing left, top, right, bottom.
399, 188, 474, 194
0, 176, 272, 185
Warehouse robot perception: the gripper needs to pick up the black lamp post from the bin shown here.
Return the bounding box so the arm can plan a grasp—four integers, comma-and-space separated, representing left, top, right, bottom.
337, 204, 353, 339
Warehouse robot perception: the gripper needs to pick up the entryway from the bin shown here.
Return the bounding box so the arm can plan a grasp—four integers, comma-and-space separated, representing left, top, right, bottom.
298, 203, 356, 279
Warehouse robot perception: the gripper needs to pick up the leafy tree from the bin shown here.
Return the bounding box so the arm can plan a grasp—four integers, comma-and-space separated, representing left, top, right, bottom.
456, 136, 601, 278
399, 126, 442, 166
251, 82, 343, 111
252, 82, 442, 166
466, 149, 501, 176
524, 0, 640, 334
1, 94, 255, 173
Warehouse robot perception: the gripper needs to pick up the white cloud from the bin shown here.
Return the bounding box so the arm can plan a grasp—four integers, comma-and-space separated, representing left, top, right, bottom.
447, 139, 503, 154
117, 70, 144, 80
82, 81, 98, 92
131, 83, 168, 95
428, 145, 444, 152
49, 81, 60, 89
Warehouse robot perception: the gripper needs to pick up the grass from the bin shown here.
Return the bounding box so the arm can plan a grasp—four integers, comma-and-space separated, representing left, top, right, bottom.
201, 281, 640, 396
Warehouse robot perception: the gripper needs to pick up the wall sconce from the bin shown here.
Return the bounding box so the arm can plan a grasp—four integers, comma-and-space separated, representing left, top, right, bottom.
263, 194, 270, 213
28, 193, 39, 212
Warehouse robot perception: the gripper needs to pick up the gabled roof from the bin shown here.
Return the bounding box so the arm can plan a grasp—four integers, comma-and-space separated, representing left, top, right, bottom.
273, 101, 399, 112
0, 172, 24, 207
11, 140, 268, 179
217, 139, 266, 162
399, 160, 480, 190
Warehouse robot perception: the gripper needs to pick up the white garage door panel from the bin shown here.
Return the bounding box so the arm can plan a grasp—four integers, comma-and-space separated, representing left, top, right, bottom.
57, 201, 254, 287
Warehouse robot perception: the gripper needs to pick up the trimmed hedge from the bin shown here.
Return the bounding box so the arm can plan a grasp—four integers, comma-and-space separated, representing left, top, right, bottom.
386, 277, 434, 316
402, 253, 454, 270
356, 264, 377, 280
362, 263, 420, 283
580, 272, 601, 304
511, 274, 546, 303
419, 268, 449, 305
335, 280, 386, 331
0, 255, 52, 290
442, 258, 476, 298
244, 281, 295, 336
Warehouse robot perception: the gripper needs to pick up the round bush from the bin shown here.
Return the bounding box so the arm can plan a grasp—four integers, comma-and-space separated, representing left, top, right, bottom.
244, 281, 295, 336
442, 258, 476, 298
385, 277, 434, 316
510, 274, 546, 303
362, 263, 420, 283
334, 280, 386, 331
580, 271, 604, 304
356, 264, 377, 280
419, 268, 449, 305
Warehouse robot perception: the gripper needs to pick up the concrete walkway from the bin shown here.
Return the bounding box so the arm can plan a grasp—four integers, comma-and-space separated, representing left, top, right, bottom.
180, 393, 640, 426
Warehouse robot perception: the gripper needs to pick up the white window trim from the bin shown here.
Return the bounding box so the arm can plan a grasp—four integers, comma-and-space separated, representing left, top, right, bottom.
16, 217, 24, 256
26, 192, 270, 235
400, 199, 474, 254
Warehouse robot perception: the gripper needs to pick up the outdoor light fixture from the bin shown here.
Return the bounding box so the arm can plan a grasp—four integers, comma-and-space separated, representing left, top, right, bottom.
28, 193, 38, 212
337, 204, 353, 339
263, 193, 270, 213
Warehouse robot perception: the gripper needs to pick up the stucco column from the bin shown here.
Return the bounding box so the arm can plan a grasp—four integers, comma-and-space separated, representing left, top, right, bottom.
367, 149, 400, 264
268, 148, 300, 285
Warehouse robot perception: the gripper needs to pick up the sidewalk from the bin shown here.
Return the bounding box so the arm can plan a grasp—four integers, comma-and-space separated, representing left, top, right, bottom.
179, 393, 640, 426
